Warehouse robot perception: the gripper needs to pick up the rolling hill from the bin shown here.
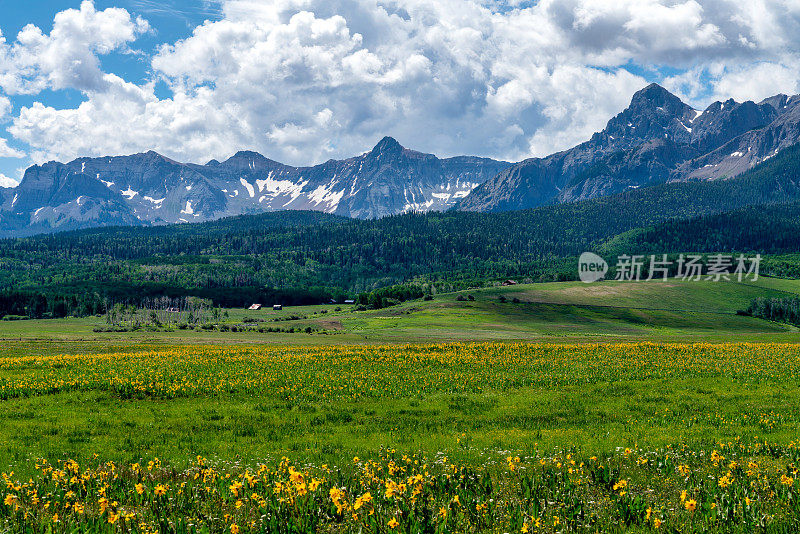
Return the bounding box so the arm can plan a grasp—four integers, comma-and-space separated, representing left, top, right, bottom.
3, 278, 799, 345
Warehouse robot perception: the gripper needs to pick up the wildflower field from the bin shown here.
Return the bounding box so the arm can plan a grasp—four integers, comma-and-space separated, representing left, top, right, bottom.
1, 342, 800, 532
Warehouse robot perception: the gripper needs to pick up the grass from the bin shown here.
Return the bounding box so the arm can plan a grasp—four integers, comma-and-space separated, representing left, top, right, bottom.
1, 278, 799, 349
2, 278, 800, 531
1, 342, 799, 468
2, 374, 797, 468
1, 342, 800, 532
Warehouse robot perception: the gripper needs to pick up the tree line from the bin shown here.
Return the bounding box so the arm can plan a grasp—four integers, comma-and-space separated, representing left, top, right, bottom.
743, 297, 800, 327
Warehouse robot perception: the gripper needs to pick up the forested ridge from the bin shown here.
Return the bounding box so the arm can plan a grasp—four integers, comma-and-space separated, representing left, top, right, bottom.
604, 201, 800, 256
1, 143, 800, 318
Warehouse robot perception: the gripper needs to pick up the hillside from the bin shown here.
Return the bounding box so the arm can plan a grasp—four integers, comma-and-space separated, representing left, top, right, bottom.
336, 278, 800, 342
2, 278, 798, 347
603, 200, 800, 256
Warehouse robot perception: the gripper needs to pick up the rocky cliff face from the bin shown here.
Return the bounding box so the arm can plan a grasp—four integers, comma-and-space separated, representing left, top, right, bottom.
457, 84, 800, 212
0, 138, 510, 237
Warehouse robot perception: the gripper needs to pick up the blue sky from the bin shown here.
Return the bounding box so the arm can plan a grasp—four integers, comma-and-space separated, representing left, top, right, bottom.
0, 1, 223, 182
1, 0, 799, 187
2, 1, 219, 86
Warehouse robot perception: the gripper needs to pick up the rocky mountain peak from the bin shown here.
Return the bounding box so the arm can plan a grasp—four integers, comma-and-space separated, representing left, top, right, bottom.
628, 83, 689, 115
370, 136, 404, 156
229, 150, 265, 160
219, 150, 282, 172
597, 83, 695, 149
137, 150, 178, 164
759, 94, 790, 110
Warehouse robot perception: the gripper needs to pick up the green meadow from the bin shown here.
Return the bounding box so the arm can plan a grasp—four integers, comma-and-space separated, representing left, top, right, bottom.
1, 278, 799, 532
1, 278, 799, 350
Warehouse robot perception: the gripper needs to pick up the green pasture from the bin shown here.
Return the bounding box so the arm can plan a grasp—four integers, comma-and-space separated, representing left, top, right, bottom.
0, 278, 798, 353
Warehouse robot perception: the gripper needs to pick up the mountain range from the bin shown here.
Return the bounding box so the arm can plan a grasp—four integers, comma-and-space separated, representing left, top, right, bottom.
0, 136, 509, 237
457, 84, 800, 211
1, 83, 799, 237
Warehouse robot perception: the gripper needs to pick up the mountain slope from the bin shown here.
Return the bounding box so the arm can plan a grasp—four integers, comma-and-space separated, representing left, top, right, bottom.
457, 84, 800, 212
5, 140, 800, 271
602, 201, 800, 257
0, 138, 510, 237
1, 143, 799, 312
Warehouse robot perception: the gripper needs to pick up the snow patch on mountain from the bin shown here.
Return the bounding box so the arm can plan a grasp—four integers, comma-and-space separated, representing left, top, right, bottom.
240, 178, 255, 198
308, 184, 345, 210
281, 182, 309, 207
403, 199, 436, 212
121, 187, 138, 199
255, 174, 303, 196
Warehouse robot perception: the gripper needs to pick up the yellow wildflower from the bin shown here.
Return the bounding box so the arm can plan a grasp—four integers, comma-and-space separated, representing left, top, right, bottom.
353, 492, 372, 510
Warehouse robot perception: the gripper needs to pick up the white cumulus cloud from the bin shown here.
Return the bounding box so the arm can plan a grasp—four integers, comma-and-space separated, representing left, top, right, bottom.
0, 95, 10, 118
0, 137, 24, 158
2, 0, 800, 168
0, 173, 18, 188
0, 0, 149, 94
